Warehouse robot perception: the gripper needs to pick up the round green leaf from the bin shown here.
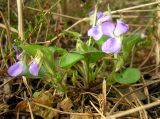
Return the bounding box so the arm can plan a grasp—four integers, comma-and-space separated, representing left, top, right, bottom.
115, 68, 141, 84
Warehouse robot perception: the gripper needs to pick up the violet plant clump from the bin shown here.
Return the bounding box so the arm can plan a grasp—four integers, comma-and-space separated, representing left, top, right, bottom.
7, 9, 141, 91
86, 10, 140, 84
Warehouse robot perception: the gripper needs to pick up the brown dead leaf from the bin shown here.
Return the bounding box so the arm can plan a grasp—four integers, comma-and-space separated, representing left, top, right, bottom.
32, 91, 53, 106
16, 100, 28, 111
16, 91, 57, 119
60, 97, 73, 111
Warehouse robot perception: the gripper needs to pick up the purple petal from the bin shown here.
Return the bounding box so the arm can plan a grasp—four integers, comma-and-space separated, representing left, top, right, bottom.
101, 22, 115, 38
96, 11, 103, 19
88, 28, 93, 36
114, 19, 129, 36
101, 38, 122, 54
7, 61, 25, 77
97, 15, 111, 23
88, 26, 103, 40
29, 61, 40, 76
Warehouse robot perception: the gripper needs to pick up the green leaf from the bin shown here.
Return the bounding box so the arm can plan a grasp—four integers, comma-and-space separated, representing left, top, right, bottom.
72, 50, 105, 63
59, 53, 84, 68
74, 45, 105, 63
20, 44, 51, 56
115, 68, 141, 84
84, 51, 105, 63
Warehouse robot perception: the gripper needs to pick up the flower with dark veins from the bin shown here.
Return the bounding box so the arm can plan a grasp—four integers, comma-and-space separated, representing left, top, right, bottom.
101, 19, 129, 54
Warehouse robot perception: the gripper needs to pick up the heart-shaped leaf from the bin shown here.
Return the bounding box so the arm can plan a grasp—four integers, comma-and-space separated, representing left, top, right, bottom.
115, 68, 141, 84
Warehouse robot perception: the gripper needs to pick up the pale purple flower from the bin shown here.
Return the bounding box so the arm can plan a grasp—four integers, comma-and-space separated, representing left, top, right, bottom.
102, 19, 129, 37
7, 61, 25, 77
101, 19, 129, 54
102, 38, 122, 54
29, 60, 40, 76
88, 25, 103, 40
7, 47, 26, 77
88, 11, 111, 40
101, 21, 115, 38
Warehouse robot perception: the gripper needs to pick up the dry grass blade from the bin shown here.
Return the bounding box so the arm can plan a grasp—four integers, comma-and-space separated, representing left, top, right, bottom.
108, 100, 160, 118
89, 101, 106, 119
0, 23, 18, 33
16, 0, 24, 40
110, 1, 160, 14
27, 101, 34, 119
32, 101, 100, 116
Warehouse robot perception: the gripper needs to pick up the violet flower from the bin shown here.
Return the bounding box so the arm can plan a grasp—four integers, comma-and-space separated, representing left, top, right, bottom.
7, 61, 26, 77
88, 11, 110, 40
88, 25, 103, 40
7, 47, 26, 77
97, 12, 111, 24
29, 59, 40, 76
101, 19, 129, 54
